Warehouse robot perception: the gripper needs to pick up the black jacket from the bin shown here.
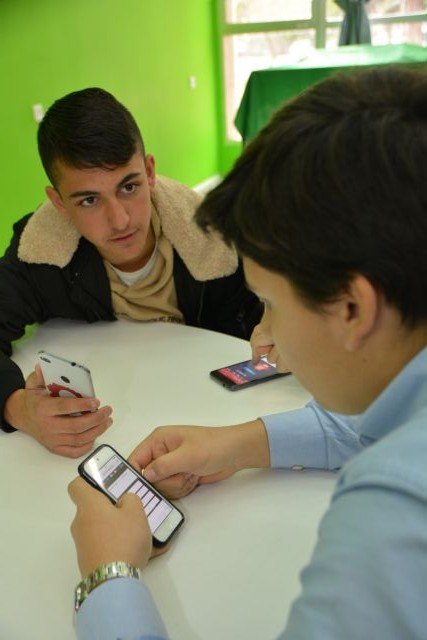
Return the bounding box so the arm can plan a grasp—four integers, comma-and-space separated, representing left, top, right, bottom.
0, 214, 262, 431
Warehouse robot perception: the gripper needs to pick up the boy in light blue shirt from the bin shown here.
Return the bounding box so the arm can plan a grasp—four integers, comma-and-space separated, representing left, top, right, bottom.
69, 66, 427, 639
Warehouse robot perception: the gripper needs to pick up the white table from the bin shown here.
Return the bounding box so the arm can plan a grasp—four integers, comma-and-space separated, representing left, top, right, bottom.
0, 320, 335, 640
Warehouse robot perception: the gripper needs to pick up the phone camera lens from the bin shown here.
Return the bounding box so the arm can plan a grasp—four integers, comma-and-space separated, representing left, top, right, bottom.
60, 375, 70, 383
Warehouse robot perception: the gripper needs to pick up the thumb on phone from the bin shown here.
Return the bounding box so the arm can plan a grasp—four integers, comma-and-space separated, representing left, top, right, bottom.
25, 363, 46, 391
117, 492, 145, 514
34, 363, 46, 387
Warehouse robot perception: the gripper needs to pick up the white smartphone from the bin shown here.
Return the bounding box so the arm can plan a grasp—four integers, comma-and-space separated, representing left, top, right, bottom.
37, 350, 95, 399
78, 444, 185, 547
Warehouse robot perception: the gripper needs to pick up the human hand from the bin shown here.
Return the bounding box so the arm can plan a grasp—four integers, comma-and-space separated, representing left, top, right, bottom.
68, 477, 156, 577
3, 364, 113, 458
250, 323, 289, 373
128, 420, 270, 500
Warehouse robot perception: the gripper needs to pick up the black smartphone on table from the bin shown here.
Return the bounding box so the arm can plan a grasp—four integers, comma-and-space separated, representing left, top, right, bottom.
78, 444, 184, 547
210, 356, 290, 391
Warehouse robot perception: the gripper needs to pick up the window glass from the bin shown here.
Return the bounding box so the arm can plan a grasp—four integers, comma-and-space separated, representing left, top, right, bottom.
371, 20, 427, 43
225, 0, 312, 23
367, 0, 427, 17
325, 27, 342, 48
224, 30, 316, 140
326, 0, 343, 19
223, 0, 427, 142
327, 0, 427, 18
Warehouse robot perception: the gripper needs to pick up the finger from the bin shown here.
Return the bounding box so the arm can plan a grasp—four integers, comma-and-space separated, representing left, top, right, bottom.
68, 476, 114, 513
34, 363, 46, 387
54, 441, 97, 459
265, 346, 279, 365
54, 417, 113, 448
117, 492, 145, 515
150, 543, 171, 559
154, 474, 199, 499
32, 396, 100, 422
26, 364, 46, 390
68, 476, 100, 505
249, 323, 262, 342
143, 447, 194, 484
26, 369, 47, 391
49, 396, 101, 417
52, 406, 112, 433
76, 408, 113, 433
128, 441, 157, 472
252, 344, 273, 363
251, 348, 261, 364
198, 470, 233, 484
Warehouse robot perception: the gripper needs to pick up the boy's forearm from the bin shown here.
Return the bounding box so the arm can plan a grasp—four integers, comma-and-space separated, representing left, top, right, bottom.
227, 419, 270, 471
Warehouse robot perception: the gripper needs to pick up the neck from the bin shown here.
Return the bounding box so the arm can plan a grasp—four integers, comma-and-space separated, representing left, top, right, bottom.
349, 320, 427, 414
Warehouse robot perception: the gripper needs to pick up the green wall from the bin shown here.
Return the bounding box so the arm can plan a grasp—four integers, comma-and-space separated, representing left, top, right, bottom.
211, 0, 242, 175
0, 0, 221, 253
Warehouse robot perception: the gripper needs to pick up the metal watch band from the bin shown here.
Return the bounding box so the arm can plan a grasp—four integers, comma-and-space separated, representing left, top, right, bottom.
74, 560, 142, 612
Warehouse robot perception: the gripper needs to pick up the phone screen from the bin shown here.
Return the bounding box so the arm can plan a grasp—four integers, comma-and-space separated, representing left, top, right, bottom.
79, 446, 185, 546
87, 452, 174, 533
215, 356, 282, 386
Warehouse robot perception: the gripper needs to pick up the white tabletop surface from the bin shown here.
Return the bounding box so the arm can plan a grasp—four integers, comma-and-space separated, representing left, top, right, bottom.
0, 320, 335, 640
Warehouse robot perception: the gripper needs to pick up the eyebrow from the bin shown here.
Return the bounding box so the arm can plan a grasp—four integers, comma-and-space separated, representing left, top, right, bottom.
68, 172, 142, 199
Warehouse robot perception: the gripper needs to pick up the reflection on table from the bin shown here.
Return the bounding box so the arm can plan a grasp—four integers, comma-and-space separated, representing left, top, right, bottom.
0, 319, 335, 640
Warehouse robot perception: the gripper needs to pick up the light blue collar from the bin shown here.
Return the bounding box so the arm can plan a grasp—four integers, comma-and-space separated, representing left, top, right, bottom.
357, 346, 427, 445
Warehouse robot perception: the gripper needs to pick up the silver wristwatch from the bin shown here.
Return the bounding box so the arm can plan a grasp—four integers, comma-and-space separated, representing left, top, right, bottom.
74, 560, 142, 612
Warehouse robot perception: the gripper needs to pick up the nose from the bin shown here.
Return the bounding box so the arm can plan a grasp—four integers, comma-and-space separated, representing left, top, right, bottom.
106, 199, 130, 231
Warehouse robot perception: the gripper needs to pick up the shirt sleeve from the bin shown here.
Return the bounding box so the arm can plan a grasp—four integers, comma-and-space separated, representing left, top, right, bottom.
262, 400, 363, 470
281, 483, 427, 640
75, 577, 168, 640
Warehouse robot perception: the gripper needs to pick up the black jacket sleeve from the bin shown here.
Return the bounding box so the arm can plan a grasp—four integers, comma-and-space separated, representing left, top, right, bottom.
0, 215, 51, 431
0, 220, 116, 432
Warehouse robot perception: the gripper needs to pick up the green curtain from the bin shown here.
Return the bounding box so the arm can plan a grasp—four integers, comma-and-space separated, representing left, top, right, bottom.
335, 0, 371, 45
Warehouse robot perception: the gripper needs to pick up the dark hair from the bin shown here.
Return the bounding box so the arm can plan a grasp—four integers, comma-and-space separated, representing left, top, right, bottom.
196, 66, 427, 326
37, 87, 145, 185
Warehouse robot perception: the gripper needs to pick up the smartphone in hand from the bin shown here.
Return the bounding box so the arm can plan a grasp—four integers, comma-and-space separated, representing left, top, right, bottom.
78, 444, 184, 547
210, 356, 290, 391
37, 351, 95, 399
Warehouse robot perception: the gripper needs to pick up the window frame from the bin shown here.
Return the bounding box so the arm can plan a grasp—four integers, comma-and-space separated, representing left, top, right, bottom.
217, 0, 427, 141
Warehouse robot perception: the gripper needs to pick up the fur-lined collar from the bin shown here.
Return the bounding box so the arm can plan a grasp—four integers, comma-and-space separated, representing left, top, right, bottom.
18, 175, 237, 281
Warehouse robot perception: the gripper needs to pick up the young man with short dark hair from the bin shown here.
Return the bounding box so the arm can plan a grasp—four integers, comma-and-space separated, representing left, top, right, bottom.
0, 88, 261, 457
70, 66, 427, 639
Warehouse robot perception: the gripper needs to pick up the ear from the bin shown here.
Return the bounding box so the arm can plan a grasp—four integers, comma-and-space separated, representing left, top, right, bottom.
45, 186, 69, 218
144, 154, 156, 190
339, 275, 381, 352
